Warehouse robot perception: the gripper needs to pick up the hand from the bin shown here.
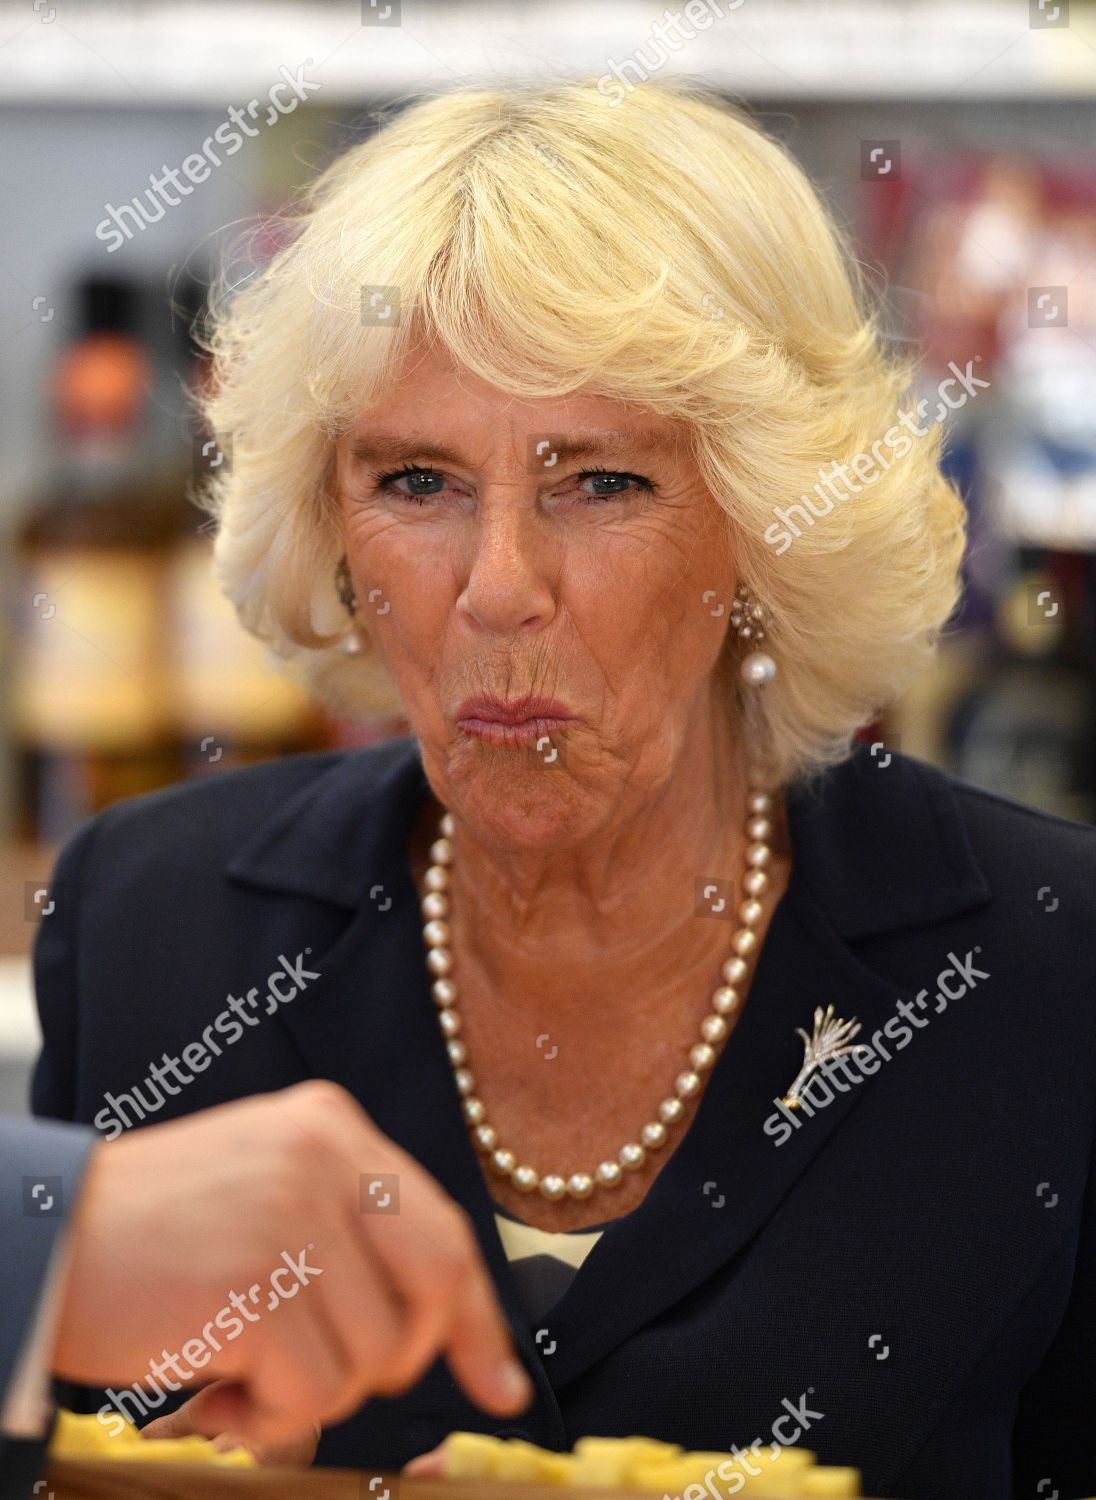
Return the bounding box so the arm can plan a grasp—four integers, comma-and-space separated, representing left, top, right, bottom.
52, 1081, 533, 1450
139, 1383, 319, 1466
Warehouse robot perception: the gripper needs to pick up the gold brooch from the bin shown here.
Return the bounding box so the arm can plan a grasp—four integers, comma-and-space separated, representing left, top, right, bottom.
782, 1003, 868, 1108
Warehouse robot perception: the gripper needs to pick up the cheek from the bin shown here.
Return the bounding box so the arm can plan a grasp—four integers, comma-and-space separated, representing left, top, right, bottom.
342, 515, 452, 660
565, 523, 725, 667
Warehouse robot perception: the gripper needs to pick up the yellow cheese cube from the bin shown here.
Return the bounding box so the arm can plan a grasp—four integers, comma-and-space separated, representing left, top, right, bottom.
798, 1466, 861, 1496
123, 1435, 255, 1467
47, 1409, 255, 1467
442, 1431, 510, 1479
631, 1452, 807, 1497
628, 1454, 757, 1499
629, 1457, 690, 1492
50, 1409, 138, 1457
493, 1439, 574, 1483
681, 1452, 747, 1498
738, 1448, 817, 1493
573, 1436, 685, 1485
437, 1428, 857, 1498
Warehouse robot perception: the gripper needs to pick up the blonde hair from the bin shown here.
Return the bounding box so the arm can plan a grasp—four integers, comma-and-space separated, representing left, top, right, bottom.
194, 76, 967, 791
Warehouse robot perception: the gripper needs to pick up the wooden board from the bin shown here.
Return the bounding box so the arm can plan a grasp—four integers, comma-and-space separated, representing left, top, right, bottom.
43, 1457, 876, 1500
41, 1457, 668, 1498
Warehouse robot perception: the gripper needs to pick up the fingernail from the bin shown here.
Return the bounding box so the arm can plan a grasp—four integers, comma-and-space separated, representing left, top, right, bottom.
498, 1358, 534, 1406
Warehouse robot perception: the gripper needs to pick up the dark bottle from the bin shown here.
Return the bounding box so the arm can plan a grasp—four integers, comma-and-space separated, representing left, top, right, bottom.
8, 275, 189, 843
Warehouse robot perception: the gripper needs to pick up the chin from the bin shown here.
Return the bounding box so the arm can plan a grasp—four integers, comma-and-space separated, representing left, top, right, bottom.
428, 738, 605, 849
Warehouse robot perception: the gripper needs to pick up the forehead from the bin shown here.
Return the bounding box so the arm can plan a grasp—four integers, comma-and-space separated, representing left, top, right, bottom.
343, 338, 684, 463
345, 425, 681, 471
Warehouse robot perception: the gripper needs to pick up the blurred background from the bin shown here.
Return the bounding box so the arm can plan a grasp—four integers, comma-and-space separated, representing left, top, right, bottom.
2, 0, 1095, 1110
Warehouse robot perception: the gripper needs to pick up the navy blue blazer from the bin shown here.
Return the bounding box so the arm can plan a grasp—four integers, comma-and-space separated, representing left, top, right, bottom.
29, 735, 1096, 1500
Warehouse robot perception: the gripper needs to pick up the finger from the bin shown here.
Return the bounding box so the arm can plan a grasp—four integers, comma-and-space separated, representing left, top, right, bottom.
210, 1425, 320, 1467
198, 1286, 353, 1446
139, 1384, 231, 1442
280, 1089, 531, 1415
342, 1155, 530, 1413
336, 1198, 461, 1398
210, 1432, 249, 1453
443, 1258, 534, 1416
297, 1220, 410, 1412
264, 1095, 430, 1400
403, 1442, 448, 1478
188, 1382, 319, 1453
138, 1384, 315, 1463
247, 1291, 356, 1440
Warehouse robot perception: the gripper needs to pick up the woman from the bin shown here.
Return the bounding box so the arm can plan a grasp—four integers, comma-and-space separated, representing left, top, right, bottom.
32, 78, 1096, 1500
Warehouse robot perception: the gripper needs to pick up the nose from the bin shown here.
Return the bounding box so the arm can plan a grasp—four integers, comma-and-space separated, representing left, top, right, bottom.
457, 487, 557, 638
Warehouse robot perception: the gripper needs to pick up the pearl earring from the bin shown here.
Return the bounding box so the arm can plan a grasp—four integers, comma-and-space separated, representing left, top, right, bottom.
335, 554, 364, 657
732, 583, 776, 685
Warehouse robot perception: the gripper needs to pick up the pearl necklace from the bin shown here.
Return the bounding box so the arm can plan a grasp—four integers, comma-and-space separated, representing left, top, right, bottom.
420, 788, 775, 1202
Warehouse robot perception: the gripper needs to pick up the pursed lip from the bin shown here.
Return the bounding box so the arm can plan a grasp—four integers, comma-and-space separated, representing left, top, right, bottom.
454, 694, 574, 727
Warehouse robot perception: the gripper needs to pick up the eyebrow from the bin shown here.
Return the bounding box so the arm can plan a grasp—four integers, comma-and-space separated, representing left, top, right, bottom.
346, 425, 678, 469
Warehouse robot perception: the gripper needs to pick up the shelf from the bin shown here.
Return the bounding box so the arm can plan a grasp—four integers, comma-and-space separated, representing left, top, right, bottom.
2, 0, 1094, 105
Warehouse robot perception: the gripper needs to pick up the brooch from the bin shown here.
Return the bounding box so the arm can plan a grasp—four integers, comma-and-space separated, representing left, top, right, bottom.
781, 1003, 869, 1108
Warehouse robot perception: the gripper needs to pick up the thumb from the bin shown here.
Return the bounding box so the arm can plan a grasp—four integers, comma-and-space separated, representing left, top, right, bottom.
140, 1382, 320, 1466
402, 1440, 448, 1478
139, 1387, 225, 1443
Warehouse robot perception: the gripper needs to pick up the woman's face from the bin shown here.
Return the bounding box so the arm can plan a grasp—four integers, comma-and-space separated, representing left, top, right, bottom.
334, 333, 739, 848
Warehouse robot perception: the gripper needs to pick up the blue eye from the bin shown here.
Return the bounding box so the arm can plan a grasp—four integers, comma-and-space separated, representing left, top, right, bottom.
576, 467, 654, 502
371, 465, 446, 503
